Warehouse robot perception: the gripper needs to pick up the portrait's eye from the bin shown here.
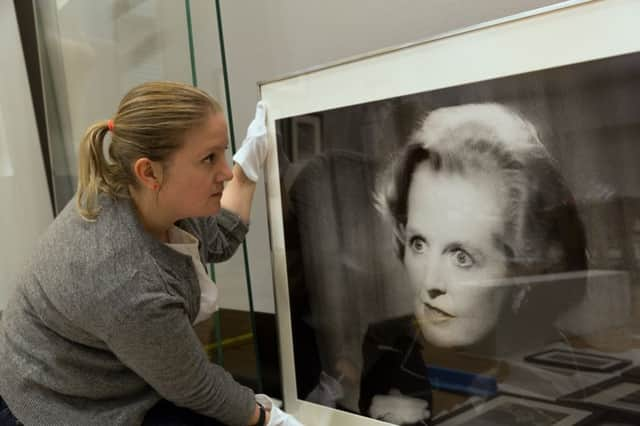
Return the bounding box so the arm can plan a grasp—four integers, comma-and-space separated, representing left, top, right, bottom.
452, 249, 474, 268
203, 154, 215, 164
408, 236, 427, 254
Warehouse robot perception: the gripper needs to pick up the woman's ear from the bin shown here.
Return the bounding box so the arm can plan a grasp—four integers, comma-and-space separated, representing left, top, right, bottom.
133, 157, 163, 191
394, 222, 406, 259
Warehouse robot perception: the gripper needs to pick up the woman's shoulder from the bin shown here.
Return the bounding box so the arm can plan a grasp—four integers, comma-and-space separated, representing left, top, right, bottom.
30, 197, 181, 303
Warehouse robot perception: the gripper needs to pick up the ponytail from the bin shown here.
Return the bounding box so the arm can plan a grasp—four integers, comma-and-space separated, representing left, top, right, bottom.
75, 81, 224, 221
76, 121, 111, 221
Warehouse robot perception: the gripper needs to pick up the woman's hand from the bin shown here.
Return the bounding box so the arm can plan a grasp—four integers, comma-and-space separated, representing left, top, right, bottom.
255, 394, 303, 426
233, 101, 268, 182
221, 101, 268, 222
370, 389, 430, 425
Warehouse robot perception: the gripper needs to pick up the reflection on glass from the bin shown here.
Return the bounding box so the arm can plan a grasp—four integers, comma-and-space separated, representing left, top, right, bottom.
277, 51, 640, 424
0, 107, 14, 177
33, 0, 264, 396
35, 0, 192, 212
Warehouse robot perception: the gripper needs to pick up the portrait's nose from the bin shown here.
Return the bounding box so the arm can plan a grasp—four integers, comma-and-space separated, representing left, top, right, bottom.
423, 255, 446, 299
427, 288, 445, 299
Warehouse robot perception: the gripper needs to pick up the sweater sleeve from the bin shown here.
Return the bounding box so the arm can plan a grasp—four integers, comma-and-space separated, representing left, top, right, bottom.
104, 284, 255, 426
179, 209, 249, 263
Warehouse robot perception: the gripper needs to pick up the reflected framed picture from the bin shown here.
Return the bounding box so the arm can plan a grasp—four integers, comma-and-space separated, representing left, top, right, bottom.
582, 409, 640, 426
524, 349, 631, 373
290, 115, 322, 162
434, 393, 594, 426
259, 0, 640, 424
564, 378, 640, 415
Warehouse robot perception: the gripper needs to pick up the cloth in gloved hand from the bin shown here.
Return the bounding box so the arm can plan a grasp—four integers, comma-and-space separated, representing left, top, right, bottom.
233, 101, 268, 182
255, 394, 304, 426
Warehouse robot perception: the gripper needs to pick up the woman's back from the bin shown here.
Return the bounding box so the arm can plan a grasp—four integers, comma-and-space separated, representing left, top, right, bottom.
0, 196, 227, 425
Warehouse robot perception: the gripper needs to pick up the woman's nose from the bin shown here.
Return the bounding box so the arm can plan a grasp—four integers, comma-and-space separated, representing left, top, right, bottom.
423, 256, 446, 298
427, 288, 445, 299
218, 159, 233, 182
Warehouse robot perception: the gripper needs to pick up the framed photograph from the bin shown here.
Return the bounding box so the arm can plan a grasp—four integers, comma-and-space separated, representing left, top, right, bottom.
563, 378, 640, 415
259, 1, 640, 424
524, 349, 631, 373
434, 393, 594, 426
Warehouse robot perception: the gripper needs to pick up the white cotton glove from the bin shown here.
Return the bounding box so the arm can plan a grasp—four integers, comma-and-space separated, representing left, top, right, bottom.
370, 389, 430, 425
255, 394, 304, 426
233, 101, 268, 182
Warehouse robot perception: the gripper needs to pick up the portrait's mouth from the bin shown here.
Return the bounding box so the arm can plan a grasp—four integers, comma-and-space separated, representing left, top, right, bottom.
422, 302, 455, 321
210, 191, 223, 198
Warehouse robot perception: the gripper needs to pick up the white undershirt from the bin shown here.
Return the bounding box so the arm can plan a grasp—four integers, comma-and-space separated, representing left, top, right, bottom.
165, 226, 218, 325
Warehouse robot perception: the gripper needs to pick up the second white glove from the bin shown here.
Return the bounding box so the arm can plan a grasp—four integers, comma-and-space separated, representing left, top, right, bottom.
255, 394, 303, 426
233, 101, 268, 182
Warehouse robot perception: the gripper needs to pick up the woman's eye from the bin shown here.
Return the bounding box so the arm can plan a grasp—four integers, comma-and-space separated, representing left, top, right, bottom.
452, 249, 474, 268
409, 236, 426, 254
203, 154, 215, 163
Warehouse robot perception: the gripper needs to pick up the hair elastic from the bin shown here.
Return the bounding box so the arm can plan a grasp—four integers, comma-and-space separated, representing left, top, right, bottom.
107, 119, 114, 131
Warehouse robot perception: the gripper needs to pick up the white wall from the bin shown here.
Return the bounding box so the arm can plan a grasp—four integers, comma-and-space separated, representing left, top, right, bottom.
0, 0, 54, 310
216, 0, 564, 313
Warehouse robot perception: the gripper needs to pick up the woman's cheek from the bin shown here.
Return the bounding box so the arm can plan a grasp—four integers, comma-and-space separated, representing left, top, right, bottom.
404, 256, 425, 294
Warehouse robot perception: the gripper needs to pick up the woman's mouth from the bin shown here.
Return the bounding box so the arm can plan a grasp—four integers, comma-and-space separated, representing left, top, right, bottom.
422, 302, 455, 322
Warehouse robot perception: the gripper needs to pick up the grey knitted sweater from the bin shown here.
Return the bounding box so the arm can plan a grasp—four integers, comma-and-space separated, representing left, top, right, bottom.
0, 196, 256, 425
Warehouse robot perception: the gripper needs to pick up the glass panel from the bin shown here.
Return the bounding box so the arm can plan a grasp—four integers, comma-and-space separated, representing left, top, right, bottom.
35, 0, 193, 212
0, 108, 13, 177
34, 0, 263, 393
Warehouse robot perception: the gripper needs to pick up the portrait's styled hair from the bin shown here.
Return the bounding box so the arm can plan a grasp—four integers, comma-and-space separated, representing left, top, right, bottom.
376, 103, 587, 278
76, 81, 223, 221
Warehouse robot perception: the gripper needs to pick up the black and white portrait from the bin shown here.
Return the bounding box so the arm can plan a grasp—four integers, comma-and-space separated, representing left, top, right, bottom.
275, 51, 640, 424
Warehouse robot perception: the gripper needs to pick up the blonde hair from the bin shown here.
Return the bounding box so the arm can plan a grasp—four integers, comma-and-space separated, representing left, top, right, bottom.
76, 81, 223, 221
377, 103, 586, 273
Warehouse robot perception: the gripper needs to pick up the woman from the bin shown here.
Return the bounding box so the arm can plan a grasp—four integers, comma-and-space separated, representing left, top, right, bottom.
0, 82, 300, 426
360, 103, 588, 424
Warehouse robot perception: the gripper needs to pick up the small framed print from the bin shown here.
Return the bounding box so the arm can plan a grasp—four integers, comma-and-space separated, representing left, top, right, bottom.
620, 366, 640, 381
582, 409, 639, 426
434, 393, 594, 426
524, 349, 631, 373
563, 378, 640, 415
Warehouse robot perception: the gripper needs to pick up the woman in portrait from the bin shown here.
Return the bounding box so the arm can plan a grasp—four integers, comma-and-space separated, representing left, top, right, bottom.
359, 103, 588, 425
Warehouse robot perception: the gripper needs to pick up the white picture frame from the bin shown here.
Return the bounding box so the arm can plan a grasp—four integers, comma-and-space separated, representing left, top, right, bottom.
259, 1, 640, 424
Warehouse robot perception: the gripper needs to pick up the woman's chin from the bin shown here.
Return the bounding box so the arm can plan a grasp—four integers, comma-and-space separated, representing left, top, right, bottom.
416, 315, 490, 349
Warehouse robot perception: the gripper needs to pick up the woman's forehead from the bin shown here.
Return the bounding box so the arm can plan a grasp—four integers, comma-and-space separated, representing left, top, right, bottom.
406, 166, 505, 245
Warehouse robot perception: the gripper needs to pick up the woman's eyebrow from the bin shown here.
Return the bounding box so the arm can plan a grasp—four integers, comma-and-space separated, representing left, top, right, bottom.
405, 226, 427, 239
443, 241, 476, 252
442, 241, 486, 260
199, 143, 227, 156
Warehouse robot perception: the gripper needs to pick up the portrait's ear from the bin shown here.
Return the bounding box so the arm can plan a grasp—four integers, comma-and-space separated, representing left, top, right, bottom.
396, 222, 406, 242
133, 157, 163, 191
392, 222, 406, 259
